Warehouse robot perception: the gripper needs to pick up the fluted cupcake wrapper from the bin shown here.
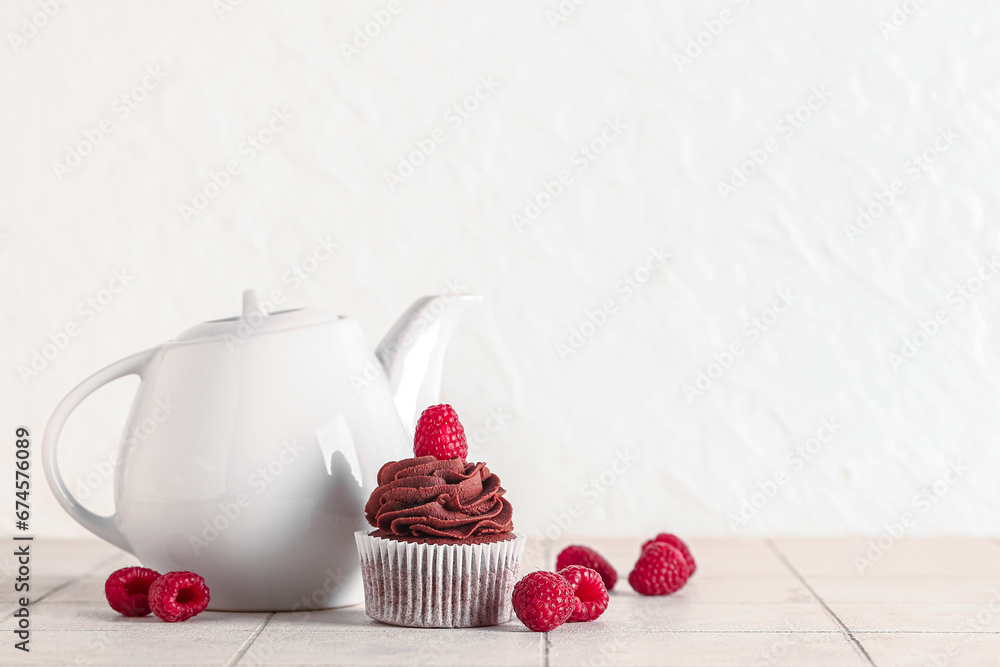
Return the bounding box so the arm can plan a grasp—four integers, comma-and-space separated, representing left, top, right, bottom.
354, 531, 526, 628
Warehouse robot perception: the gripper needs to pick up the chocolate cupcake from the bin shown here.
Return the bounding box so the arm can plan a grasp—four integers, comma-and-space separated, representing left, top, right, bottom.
354, 456, 525, 627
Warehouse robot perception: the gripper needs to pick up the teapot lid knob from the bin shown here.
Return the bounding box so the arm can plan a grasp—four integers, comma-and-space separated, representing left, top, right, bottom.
170, 288, 336, 343
242, 289, 267, 321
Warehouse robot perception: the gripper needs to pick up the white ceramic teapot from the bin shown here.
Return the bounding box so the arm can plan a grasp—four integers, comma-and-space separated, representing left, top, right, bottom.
42, 289, 479, 611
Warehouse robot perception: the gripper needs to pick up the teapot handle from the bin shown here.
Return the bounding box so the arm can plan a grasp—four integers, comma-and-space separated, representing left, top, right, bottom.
41, 348, 157, 554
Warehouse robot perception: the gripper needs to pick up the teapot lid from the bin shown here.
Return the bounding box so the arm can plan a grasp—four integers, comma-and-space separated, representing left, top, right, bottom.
171, 289, 337, 343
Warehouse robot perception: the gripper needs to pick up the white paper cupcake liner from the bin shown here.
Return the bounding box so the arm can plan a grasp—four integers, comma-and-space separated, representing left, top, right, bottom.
354, 531, 526, 628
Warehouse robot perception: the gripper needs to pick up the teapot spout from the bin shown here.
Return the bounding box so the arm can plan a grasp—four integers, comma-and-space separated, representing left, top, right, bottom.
375, 294, 481, 434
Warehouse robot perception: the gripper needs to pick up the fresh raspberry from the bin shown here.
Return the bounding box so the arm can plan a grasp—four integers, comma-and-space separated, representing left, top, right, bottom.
556, 545, 618, 591
414, 404, 468, 461
511, 571, 577, 632
629, 542, 689, 596
642, 533, 697, 576
557, 565, 609, 622
104, 566, 161, 616
148, 571, 211, 622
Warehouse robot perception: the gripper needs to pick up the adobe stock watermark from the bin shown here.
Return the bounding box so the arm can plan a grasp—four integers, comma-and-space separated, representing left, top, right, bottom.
683, 288, 797, 403
854, 458, 969, 574
352, 285, 489, 392
288, 566, 352, 613
0, 554, 18, 586
752, 636, 798, 667
728, 417, 843, 532
18, 269, 135, 385
586, 599, 676, 667
511, 117, 627, 232
888, 253, 1000, 371
188, 439, 306, 556
555, 245, 669, 361
73, 396, 178, 501
223, 235, 338, 351
179, 107, 294, 222
594, 604, 660, 663
465, 407, 510, 454
52, 65, 169, 181
340, 0, 409, 63
241, 632, 280, 666
213, 0, 246, 20
843, 126, 959, 243
545, 0, 587, 30
578, 631, 632, 667
923, 588, 1000, 666
361, 278, 472, 364
524, 448, 640, 563
71, 633, 113, 667
280, 236, 338, 291
673, 0, 754, 72
717, 85, 831, 201
384, 77, 500, 191
878, 0, 931, 39
241, 564, 363, 663
7, 0, 72, 53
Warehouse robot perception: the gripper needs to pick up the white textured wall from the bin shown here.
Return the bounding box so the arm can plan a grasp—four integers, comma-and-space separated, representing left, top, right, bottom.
3, 0, 1000, 541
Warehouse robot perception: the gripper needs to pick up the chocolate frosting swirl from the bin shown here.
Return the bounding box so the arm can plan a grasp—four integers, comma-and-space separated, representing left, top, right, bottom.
364, 456, 514, 539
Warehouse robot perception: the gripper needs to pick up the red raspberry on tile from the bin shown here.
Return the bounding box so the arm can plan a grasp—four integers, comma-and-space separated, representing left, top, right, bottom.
629, 542, 689, 596
104, 566, 161, 617
556, 545, 618, 591
557, 565, 609, 622
642, 533, 696, 576
414, 404, 468, 461
511, 571, 577, 632
148, 571, 211, 622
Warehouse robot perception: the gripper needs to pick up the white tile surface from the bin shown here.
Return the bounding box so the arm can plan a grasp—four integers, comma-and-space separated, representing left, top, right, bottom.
772, 538, 1000, 578
240, 622, 541, 666
548, 632, 869, 667
5, 630, 247, 666
6, 538, 1000, 665
599, 594, 842, 633
828, 602, 1000, 634
809, 576, 1000, 604
856, 633, 1000, 667
0, 601, 269, 633
662, 575, 815, 604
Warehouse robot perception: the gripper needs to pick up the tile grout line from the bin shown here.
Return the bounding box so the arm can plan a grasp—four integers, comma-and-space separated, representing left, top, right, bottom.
766, 539, 877, 667
222, 612, 275, 667
0, 579, 74, 625
0, 551, 124, 625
